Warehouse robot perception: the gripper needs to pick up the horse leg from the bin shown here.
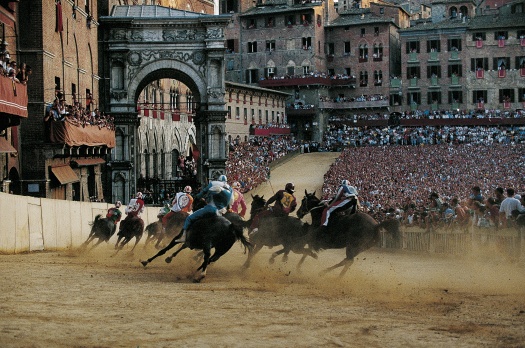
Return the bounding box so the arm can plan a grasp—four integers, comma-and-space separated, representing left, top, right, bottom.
129, 235, 142, 252
140, 235, 181, 267
242, 244, 262, 269
194, 248, 211, 283
320, 258, 354, 276
114, 236, 123, 249
165, 244, 188, 263
269, 248, 287, 264
88, 238, 105, 252
296, 249, 318, 273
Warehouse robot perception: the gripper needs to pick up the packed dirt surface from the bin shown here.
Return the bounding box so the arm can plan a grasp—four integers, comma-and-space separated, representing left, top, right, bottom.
2, 152, 525, 347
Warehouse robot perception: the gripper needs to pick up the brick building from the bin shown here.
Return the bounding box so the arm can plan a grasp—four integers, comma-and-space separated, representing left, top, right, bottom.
17, 0, 110, 201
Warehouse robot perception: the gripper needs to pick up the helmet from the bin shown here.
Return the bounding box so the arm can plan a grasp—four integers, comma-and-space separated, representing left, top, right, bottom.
218, 174, 228, 182
136, 192, 143, 199
232, 181, 241, 189
115, 201, 122, 208
348, 186, 358, 196
341, 179, 350, 186
183, 186, 192, 193
285, 183, 295, 193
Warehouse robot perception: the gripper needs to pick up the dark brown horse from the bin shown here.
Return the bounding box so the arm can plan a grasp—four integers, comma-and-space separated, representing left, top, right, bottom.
80, 214, 118, 251
296, 190, 400, 276
242, 194, 317, 269
114, 215, 144, 254
144, 211, 189, 249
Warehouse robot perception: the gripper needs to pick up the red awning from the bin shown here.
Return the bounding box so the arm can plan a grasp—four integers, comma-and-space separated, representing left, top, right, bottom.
0, 137, 16, 153
50, 166, 79, 185
0, 77, 28, 118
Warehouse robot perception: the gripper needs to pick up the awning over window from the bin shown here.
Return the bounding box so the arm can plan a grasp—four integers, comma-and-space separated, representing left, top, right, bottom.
0, 137, 17, 153
72, 158, 106, 166
50, 166, 79, 185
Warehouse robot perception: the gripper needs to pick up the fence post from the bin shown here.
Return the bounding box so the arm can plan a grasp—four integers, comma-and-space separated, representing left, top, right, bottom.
429, 231, 435, 253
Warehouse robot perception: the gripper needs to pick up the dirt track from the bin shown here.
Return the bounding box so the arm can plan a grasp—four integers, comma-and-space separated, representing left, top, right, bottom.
1, 152, 525, 347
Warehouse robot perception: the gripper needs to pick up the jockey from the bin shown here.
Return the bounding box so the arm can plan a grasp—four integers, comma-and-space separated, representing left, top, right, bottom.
230, 181, 247, 218
125, 192, 145, 219
106, 201, 123, 223
321, 180, 359, 227
175, 174, 234, 243
162, 186, 194, 228
250, 182, 297, 234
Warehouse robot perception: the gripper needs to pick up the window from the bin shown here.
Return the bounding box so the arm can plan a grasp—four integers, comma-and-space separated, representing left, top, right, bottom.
373, 44, 383, 60
519, 88, 525, 102
427, 65, 441, 78
407, 92, 421, 105
302, 65, 310, 75
360, 28, 365, 37
302, 37, 312, 50
266, 17, 274, 27
374, 27, 379, 36
493, 57, 510, 70
406, 41, 420, 53
286, 15, 296, 26
248, 41, 257, 53
265, 67, 276, 78
472, 90, 487, 104
450, 6, 457, 18
471, 58, 488, 71
380, 7, 384, 14
516, 56, 525, 69
266, 40, 276, 51
499, 89, 514, 102
227, 106, 232, 119
328, 68, 335, 76
359, 44, 368, 61
427, 91, 442, 104
344, 42, 351, 55
301, 14, 312, 25
448, 64, 462, 77
227, 59, 234, 71
494, 31, 508, 40
235, 107, 240, 120
226, 39, 236, 53
359, 71, 368, 86
345, 67, 351, 76
374, 70, 383, 86
221, 0, 238, 13
407, 66, 421, 79
248, 18, 256, 29
327, 42, 335, 55
427, 39, 441, 52
287, 66, 295, 76
472, 32, 486, 41
447, 38, 461, 51
55, 76, 61, 95
448, 91, 463, 104
245, 69, 259, 83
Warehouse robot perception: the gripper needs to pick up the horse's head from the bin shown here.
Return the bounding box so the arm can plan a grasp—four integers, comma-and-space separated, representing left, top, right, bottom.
297, 189, 320, 219
249, 194, 266, 220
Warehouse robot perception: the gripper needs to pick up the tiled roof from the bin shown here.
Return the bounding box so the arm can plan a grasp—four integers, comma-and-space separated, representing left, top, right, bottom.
401, 13, 525, 32
241, 3, 322, 16
327, 11, 396, 27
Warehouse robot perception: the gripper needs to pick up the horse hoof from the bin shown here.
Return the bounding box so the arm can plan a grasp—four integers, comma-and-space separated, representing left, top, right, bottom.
165, 257, 172, 263
140, 260, 148, 267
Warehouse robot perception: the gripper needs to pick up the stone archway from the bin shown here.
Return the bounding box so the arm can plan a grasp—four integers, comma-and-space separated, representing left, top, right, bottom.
99, 6, 231, 198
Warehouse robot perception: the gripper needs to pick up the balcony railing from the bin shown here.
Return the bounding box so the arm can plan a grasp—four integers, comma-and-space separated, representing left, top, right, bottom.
390, 79, 401, 88
429, 51, 439, 61
259, 76, 356, 88
49, 120, 116, 148
451, 75, 460, 85
408, 52, 418, 61
0, 77, 28, 118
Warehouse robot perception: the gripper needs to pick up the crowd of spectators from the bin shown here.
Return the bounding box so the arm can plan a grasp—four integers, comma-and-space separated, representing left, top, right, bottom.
44, 93, 115, 131
321, 143, 525, 226
226, 135, 299, 193
324, 124, 525, 148
260, 71, 356, 81
0, 58, 32, 85
320, 94, 388, 103
251, 122, 291, 129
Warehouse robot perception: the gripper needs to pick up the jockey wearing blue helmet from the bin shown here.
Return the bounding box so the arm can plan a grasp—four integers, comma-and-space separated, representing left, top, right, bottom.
176, 173, 233, 243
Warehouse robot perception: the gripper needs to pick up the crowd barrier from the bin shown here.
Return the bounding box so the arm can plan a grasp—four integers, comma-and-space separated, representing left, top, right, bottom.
1, 191, 524, 262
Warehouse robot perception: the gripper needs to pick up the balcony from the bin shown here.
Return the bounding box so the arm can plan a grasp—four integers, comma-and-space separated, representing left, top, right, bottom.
0, 77, 28, 130
390, 78, 401, 88
319, 99, 389, 109
451, 75, 460, 85
449, 50, 459, 60
430, 76, 439, 86
408, 78, 419, 88
49, 121, 116, 148
259, 76, 356, 88
408, 52, 418, 62
429, 51, 439, 61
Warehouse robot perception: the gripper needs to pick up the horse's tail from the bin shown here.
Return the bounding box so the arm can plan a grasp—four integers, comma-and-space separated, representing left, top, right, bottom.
231, 223, 252, 253
89, 214, 103, 227
376, 218, 401, 242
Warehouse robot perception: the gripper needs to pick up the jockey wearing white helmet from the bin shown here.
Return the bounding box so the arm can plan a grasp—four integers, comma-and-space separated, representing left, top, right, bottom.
176, 174, 233, 243
320, 179, 359, 227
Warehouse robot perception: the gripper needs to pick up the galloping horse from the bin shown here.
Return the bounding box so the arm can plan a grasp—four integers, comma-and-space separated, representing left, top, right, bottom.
141, 214, 251, 282
242, 194, 317, 269
80, 215, 117, 251
144, 211, 189, 249
296, 190, 400, 276
114, 215, 144, 254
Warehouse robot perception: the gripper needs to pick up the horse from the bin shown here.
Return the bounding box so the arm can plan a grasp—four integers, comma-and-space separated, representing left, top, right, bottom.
144, 211, 189, 249
242, 194, 317, 269
114, 215, 145, 254
141, 213, 251, 282
80, 214, 117, 251
296, 190, 401, 276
